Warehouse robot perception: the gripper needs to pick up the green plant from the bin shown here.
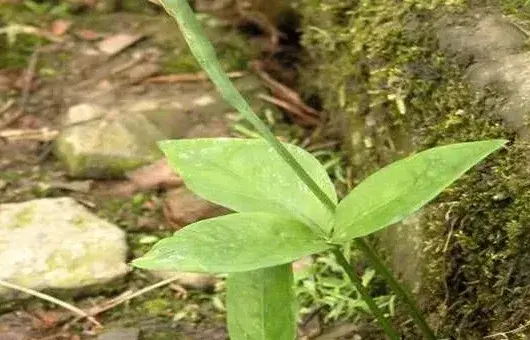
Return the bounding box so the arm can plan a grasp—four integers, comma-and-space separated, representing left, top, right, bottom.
295, 253, 396, 324
130, 0, 508, 338
23, 0, 70, 16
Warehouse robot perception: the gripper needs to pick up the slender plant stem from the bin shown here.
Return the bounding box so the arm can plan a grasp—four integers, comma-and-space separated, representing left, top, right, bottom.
331, 248, 400, 340
355, 239, 437, 339
157, 0, 436, 338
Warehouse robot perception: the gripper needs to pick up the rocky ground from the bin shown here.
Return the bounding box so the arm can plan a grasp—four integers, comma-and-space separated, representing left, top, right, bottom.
0, 2, 374, 339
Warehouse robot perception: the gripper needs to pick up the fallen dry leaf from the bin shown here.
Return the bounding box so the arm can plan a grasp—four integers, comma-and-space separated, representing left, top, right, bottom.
93, 159, 182, 197
163, 187, 229, 229
97, 34, 143, 56
50, 19, 72, 36
126, 158, 182, 191
75, 29, 102, 41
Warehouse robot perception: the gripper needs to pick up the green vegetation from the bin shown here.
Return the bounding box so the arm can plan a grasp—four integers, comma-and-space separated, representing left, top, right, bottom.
297, 0, 530, 337
130, 1, 506, 339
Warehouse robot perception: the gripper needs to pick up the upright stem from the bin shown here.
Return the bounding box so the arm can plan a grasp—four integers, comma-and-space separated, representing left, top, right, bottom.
159, 1, 436, 338
355, 239, 437, 339
332, 248, 400, 340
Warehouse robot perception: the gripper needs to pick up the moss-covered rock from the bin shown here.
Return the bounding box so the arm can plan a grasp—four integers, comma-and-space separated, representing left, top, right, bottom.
297, 0, 530, 337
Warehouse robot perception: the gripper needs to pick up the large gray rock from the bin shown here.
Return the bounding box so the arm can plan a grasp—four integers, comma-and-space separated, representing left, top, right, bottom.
55, 103, 166, 179
0, 197, 129, 300
54, 76, 267, 179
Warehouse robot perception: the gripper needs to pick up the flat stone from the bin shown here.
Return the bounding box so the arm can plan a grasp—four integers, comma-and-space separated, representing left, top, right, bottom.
97, 328, 140, 340
0, 197, 129, 300
54, 104, 167, 179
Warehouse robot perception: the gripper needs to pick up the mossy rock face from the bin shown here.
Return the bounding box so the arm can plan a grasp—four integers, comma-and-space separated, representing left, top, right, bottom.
298, 0, 530, 337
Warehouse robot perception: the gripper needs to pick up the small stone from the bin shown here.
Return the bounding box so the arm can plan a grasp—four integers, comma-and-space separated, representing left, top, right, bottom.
0, 197, 129, 300
55, 107, 165, 179
97, 328, 140, 340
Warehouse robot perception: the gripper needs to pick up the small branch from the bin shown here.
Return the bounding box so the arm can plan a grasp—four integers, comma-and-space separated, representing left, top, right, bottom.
0, 280, 102, 328
257, 93, 320, 126
64, 274, 184, 329
143, 71, 245, 84
0, 127, 59, 142
483, 319, 530, 339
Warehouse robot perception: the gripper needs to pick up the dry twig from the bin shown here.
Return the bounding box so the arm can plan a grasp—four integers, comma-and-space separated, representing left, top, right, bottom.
0, 280, 102, 328
0, 127, 58, 142
144, 71, 245, 83
258, 93, 320, 126
64, 275, 185, 329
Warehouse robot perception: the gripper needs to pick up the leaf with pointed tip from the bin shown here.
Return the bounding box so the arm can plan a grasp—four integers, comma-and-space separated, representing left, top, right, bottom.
227, 264, 297, 340
131, 212, 330, 273
332, 140, 507, 242
158, 138, 337, 232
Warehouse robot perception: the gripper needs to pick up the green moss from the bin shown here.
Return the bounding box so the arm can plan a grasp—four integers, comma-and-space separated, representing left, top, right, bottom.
298, 0, 530, 337
0, 33, 45, 70
141, 298, 174, 316
10, 205, 35, 229
0, 3, 74, 69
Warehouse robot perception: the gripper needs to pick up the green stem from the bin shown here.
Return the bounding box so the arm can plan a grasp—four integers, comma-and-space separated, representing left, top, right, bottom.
158, 1, 436, 338
355, 239, 437, 340
331, 248, 400, 340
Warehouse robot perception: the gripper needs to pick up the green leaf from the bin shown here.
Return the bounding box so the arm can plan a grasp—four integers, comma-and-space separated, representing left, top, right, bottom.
159, 138, 337, 232
332, 140, 507, 241
131, 212, 330, 273
227, 264, 297, 340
